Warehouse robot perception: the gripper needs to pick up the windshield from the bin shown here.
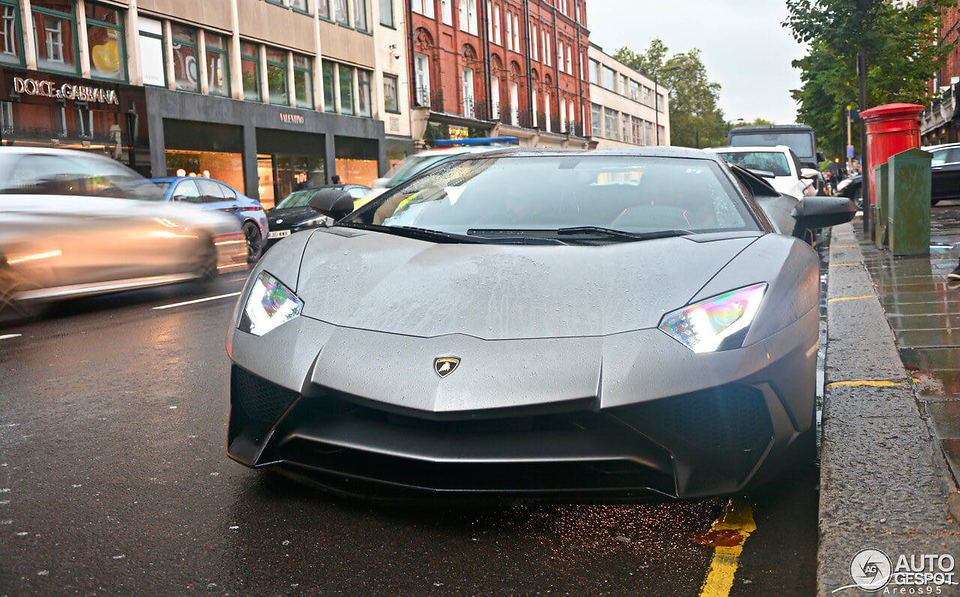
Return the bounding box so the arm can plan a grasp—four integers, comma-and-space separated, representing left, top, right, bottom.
729, 132, 814, 159
717, 151, 792, 177
0, 152, 160, 200
344, 155, 758, 239
277, 189, 329, 209
384, 154, 455, 187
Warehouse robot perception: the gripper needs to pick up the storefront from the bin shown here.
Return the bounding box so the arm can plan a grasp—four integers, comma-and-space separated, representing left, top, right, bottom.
145, 87, 386, 210
0, 67, 149, 172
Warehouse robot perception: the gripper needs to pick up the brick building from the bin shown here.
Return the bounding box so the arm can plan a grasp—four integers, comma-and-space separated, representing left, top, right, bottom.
406, 0, 592, 148
920, 1, 960, 144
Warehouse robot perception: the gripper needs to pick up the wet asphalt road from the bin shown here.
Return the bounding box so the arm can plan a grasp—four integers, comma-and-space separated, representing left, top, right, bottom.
0, 271, 818, 595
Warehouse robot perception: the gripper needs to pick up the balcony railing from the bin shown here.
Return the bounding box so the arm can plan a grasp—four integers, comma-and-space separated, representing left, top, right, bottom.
414, 85, 431, 108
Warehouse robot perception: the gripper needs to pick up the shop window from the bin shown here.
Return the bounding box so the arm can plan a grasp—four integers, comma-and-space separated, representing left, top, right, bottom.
266, 47, 289, 106
32, 0, 78, 74
335, 136, 378, 186
171, 24, 200, 92
334, 0, 349, 25
379, 0, 394, 27
257, 154, 276, 207
293, 54, 313, 108
339, 64, 354, 115
166, 150, 245, 195
353, 0, 367, 31
206, 33, 230, 97
0, 0, 23, 66
357, 69, 371, 117
241, 41, 261, 102
291, 0, 309, 14
86, 2, 125, 81
76, 107, 92, 139
138, 17, 165, 86
383, 74, 399, 114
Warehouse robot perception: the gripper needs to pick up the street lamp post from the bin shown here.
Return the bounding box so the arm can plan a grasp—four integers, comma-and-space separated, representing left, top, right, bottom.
654, 65, 682, 146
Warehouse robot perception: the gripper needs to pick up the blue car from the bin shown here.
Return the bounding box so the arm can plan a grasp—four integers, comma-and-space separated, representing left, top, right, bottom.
147, 177, 270, 261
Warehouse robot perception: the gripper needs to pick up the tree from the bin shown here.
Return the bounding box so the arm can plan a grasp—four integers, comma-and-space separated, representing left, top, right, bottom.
785, 0, 951, 160
614, 40, 728, 148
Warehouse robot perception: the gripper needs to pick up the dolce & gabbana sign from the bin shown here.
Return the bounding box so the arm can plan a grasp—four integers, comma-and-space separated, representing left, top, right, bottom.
12, 76, 119, 105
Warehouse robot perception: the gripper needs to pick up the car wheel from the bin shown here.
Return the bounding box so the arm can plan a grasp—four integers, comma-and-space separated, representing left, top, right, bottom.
243, 222, 263, 262
194, 237, 218, 286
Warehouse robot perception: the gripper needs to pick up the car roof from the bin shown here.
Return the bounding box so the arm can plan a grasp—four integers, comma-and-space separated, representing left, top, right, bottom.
414, 146, 513, 157
704, 145, 794, 154
445, 146, 730, 162
728, 125, 814, 133
0, 146, 109, 157
923, 143, 960, 152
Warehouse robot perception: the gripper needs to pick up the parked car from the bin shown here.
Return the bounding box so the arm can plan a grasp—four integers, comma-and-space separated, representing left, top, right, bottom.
368, 137, 520, 198
147, 177, 269, 261
838, 144, 960, 207
225, 147, 855, 500
265, 185, 371, 248
0, 148, 247, 320
706, 145, 819, 199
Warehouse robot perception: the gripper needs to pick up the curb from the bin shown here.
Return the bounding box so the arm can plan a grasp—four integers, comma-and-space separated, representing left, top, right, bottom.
817, 223, 960, 595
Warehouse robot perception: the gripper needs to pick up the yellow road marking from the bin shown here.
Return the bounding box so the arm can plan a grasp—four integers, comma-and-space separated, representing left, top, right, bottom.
698, 499, 756, 597
829, 262, 861, 267
833, 244, 858, 248
827, 295, 877, 303
826, 380, 905, 388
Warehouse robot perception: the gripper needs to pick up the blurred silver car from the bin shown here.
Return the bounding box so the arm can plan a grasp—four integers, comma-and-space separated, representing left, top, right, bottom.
0, 148, 247, 318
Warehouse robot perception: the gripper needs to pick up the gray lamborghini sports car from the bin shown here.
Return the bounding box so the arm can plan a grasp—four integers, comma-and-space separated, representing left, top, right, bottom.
226, 148, 855, 500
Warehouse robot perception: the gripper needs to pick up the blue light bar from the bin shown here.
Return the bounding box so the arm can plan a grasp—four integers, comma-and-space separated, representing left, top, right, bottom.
433, 137, 520, 147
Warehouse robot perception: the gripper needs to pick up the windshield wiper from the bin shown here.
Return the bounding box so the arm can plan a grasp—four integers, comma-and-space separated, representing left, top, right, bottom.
468, 227, 692, 243
339, 222, 483, 244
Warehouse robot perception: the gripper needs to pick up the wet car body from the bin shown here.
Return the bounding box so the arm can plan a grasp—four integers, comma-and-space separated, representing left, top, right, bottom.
225, 148, 855, 501
265, 185, 370, 249
0, 148, 246, 316
148, 177, 269, 260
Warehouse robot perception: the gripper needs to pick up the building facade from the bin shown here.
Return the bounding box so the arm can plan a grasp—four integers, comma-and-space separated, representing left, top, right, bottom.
0, 0, 416, 208
587, 43, 669, 149
406, 0, 592, 149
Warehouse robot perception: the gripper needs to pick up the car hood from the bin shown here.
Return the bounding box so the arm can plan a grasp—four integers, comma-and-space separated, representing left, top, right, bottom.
292, 228, 761, 340
268, 207, 318, 229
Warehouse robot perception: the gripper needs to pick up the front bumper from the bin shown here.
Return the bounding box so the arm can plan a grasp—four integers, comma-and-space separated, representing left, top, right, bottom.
226, 309, 818, 500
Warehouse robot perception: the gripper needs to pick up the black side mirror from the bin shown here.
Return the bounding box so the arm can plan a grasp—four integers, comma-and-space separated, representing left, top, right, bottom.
816, 152, 826, 164
792, 196, 857, 233
308, 189, 355, 221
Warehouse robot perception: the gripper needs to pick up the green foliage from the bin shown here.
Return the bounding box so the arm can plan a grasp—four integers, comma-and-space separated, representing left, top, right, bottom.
785, 0, 952, 160
613, 40, 728, 148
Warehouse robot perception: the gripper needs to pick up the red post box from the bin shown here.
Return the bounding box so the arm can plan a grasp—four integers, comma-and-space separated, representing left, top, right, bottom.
860, 103, 924, 206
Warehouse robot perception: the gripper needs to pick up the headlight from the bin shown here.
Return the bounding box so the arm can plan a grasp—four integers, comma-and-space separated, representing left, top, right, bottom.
238, 271, 303, 336
659, 283, 768, 353
294, 215, 328, 230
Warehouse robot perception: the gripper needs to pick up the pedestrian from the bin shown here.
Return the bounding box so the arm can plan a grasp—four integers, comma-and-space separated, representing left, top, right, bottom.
331, 175, 342, 184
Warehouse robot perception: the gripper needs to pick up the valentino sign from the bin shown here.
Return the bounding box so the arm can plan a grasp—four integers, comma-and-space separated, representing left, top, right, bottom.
12, 76, 119, 105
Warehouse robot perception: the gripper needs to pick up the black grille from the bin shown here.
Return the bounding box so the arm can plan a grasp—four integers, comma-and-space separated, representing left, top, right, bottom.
231, 366, 299, 423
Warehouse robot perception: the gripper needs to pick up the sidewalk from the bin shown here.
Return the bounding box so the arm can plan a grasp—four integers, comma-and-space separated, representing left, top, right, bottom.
817, 220, 960, 595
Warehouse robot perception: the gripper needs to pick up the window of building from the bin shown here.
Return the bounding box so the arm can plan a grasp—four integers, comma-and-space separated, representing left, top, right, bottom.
531, 89, 537, 127
556, 40, 563, 73
318, 0, 330, 19
511, 13, 519, 51
490, 75, 499, 118
559, 97, 566, 133
492, 4, 500, 45
0, 0, 21, 66
383, 73, 399, 113
602, 66, 615, 91
412, 0, 434, 18
656, 92, 664, 113
485, 1, 492, 37
32, 0, 78, 74
509, 80, 518, 126
530, 23, 537, 61
462, 66, 474, 117
642, 85, 652, 107
568, 100, 574, 133
291, 0, 309, 13
339, 64, 354, 115
604, 108, 618, 140
322, 59, 336, 111
629, 79, 640, 101
542, 31, 549, 66
441, 0, 452, 25
565, 44, 572, 75
293, 54, 312, 108
265, 47, 288, 105
589, 59, 599, 85
504, 10, 512, 50
240, 41, 261, 101
357, 69, 371, 117
590, 103, 601, 137
413, 52, 430, 106
138, 17, 165, 86
544, 91, 550, 132
84, 2, 125, 80
353, 0, 367, 31
206, 33, 230, 97
171, 24, 200, 92
0, 101, 13, 135
334, 0, 349, 25
458, 0, 477, 34
380, 0, 394, 27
